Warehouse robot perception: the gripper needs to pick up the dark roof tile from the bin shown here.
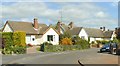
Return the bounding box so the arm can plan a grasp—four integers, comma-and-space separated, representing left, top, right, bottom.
103, 31, 113, 38
83, 28, 104, 38
67, 27, 82, 35
7, 21, 47, 34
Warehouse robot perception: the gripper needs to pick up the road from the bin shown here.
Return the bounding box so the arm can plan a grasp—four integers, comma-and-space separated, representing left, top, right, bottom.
1, 48, 119, 65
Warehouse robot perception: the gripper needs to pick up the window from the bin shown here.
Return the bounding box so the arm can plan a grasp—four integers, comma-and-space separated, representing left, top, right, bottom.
32, 38, 35, 41
47, 35, 53, 41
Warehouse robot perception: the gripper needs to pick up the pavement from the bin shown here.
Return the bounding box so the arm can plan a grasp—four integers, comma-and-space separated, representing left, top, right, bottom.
27, 46, 40, 54
1, 48, 119, 65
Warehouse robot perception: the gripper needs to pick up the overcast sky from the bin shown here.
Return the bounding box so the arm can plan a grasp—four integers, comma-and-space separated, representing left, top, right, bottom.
0, 0, 119, 30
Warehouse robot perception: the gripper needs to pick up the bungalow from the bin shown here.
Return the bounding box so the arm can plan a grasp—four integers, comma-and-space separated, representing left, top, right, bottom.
2, 18, 59, 45
66, 26, 115, 43
79, 27, 104, 43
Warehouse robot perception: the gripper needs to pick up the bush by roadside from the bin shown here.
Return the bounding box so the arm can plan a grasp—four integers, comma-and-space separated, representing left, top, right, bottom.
41, 45, 82, 52
40, 41, 89, 52
2, 31, 26, 54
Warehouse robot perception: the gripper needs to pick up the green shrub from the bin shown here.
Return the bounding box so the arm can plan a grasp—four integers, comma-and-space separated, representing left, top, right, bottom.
13, 31, 26, 54
13, 46, 26, 54
13, 31, 26, 47
40, 42, 53, 51
42, 45, 86, 52
72, 36, 89, 49
2, 32, 13, 54
2, 31, 26, 54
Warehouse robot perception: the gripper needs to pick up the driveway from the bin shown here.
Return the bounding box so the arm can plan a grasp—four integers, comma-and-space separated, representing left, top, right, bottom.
2, 48, 119, 65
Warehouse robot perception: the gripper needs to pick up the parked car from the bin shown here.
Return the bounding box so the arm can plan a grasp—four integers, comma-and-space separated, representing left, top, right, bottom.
99, 43, 117, 53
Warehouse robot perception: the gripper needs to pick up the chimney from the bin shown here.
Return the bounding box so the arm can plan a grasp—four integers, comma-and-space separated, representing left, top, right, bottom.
34, 18, 39, 29
68, 22, 73, 29
103, 27, 105, 31
100, 27, 102, 30
100, 26, 105, 31
57, 20, 61, 34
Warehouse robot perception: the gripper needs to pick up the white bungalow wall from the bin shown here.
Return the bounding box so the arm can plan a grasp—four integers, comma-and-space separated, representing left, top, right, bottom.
3, 24, 13, 32
42, 28, 59, 45
79, 28, 89, 41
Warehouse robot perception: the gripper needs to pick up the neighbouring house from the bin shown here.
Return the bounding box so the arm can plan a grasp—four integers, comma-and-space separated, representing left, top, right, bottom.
2, 18, 59, 45
79, 27, 105, 43
66, 26, 115, 43
80, 27, 115, 43
103, 30, 115, 41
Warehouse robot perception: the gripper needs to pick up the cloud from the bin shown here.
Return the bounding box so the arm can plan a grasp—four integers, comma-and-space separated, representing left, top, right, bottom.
95, 11, 108, 18
1, 2, 117, 29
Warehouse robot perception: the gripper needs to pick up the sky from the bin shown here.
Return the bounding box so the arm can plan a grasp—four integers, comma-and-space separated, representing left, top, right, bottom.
0, 0, 119, 30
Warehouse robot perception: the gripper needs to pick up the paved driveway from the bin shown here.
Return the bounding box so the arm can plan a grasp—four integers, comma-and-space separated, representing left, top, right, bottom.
2, 48, 119, 65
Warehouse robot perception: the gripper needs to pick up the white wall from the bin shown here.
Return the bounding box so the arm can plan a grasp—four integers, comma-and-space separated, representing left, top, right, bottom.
90, 37, 103, 43
95, 38, 103, 41
42, 28, 59, 45
26, 35, 39, 45
79, 28, 88, 41
26, 35, 31, 44
79, 28, 103, 43
3, 24, 13, 32
35, 37, 43, 45
89, 37, 95, 43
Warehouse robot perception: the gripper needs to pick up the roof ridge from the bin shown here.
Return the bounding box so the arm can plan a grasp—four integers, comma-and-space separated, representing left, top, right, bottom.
7, 20, 32, 23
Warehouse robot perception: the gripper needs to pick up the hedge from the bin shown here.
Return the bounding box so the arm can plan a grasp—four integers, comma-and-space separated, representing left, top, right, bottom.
13, 31, 26, 47
2, 32, 13, 54
2, 31, 26, 54
41, 44, 89, 52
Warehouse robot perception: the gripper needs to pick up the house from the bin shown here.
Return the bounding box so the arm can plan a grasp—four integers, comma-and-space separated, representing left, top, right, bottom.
80, 27, 115, 43
66, 27, 82, 36
66, 26, 115, 43
79, 27, 105, 43
103, 30, 114, 41
2, 18, 59, 45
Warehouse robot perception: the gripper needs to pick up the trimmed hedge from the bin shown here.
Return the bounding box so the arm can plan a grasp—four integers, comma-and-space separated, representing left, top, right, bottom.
13, 31, 26, 47
2, 31, 26, 54
41, 44, 89, 52
2, 32, 13, 54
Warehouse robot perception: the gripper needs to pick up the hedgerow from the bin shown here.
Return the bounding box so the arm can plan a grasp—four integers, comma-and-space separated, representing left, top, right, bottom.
2, 31, 26, 54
